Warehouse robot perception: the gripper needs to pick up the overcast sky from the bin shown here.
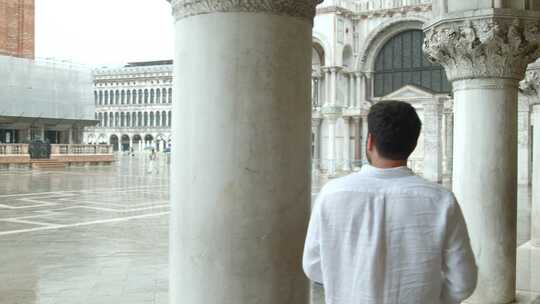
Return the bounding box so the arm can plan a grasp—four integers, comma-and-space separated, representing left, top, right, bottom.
35, 0, 174, 67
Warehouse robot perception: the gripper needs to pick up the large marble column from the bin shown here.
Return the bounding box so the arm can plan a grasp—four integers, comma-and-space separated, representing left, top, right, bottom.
424, 11, 540, 303
168, 1, 319, 303
532, 104, 540, 246
422, 98, 442, 183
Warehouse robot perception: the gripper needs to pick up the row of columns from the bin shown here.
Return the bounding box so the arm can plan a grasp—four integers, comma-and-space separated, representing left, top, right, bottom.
97, 111, 171, 128
95, 88, 172, 106
313, 68, 367, 108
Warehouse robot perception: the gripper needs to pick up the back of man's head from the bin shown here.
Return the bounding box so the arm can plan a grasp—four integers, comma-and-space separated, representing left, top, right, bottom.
368, 100, 422, 161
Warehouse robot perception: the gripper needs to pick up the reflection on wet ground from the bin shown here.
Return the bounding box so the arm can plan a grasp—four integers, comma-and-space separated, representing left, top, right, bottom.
0, 155, 536, 303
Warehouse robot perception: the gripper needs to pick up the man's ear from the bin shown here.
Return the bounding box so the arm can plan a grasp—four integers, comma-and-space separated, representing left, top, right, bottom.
367, 133, 374, 151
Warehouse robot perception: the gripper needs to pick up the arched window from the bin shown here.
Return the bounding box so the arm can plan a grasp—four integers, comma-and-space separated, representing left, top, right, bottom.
99, 91, 103, 105
110, 90, 115, 104
150, 112, 154, 127
162, 88, 167, 104
121, 90, 125, 105
168, 111, 171, 127
157, 89, 161, 103
127, 90, 131, 104
144, 112, 149, 127
104, 91, 109, 105
126, 112, 131, 127
121, 112, 125, 127
132, 112, 136, 127
94, 91, 98, 105
162, 111, 167, 127
373, 30, 451, 97
156, 111, 161, 127
144, 89, 149, 104
115, 112, 120, 127
138, 112, 143, 127
115, 91, 120, 105
98, 113, 102, 127
168, 88, 172, 103
109, 112, 113, 127
138, 89, 143, 104
150, 89, 155, 104
342, 45, 353, 68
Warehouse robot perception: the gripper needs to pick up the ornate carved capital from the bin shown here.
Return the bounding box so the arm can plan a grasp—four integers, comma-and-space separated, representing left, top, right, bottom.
169, 0, 322, 22
423, 15, 540, 82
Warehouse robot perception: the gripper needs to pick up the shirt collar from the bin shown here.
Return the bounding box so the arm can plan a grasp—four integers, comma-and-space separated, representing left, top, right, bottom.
359, 164, 414, 179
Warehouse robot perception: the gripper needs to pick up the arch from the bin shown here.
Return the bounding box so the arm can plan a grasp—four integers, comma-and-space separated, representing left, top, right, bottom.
168, 88, 172, 103
98, 134, 107, 144
115, 112, 120, 127
168, 111, 172, 127
342, 45, 354, 69
144, 89, 149, 104
109, 112, 113, 127
144, 112, 149, 127
150, 89, 155, 104
121, 134, 130, 152
162, 88, 167, 103
111, 90, 115, 105
94, 91, 98, 105
356, 17, 429, 72
312, 42, 325, 68
138, 89, 143, 104
126, 112, 131, 127
104, 91, 109, 105
157, 89, 161, 103
150, 112, 155, 127
121, 90, 126, 105
312, 33, 331, 66
162, 110, 167, 127
373, 29, 450, 97
138, 112, 143, 127
156, 111, 161, 127
132, 112, 137, 127
127, 90, 131, 104
110, 134, 119, 151
99, 91, 103, 105
121, 112, 125, 127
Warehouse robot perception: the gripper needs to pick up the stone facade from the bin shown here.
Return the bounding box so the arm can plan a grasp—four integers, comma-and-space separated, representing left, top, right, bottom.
0, 0, 34, 59
84, 61, 173, 152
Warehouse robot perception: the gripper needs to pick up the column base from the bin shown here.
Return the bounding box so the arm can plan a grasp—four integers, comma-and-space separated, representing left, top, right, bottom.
517, 241, 540, 295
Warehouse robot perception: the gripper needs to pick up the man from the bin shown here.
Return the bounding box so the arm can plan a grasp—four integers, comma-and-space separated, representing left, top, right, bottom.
303, 101, 477, 304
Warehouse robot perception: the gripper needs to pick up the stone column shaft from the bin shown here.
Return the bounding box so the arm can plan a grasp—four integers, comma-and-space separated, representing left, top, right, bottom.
353, 116, 361, 164
424, 13, 540, 303
422, 99, 443, 183
532, 105, 540, 246
326, 116, 337, 175
444, 109, 454, 186
312, 118, 322, 166
342, 117, 351, 171
168, 1, 319, 303
361, 114, 368, 166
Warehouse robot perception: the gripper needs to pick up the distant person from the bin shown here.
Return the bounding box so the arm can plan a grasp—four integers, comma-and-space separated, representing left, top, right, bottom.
130, 147, 135, 157
303, 101, 477, 304
147, 148, 158, 174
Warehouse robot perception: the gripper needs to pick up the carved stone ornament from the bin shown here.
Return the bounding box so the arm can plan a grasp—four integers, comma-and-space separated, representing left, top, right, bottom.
519, 70, 540, 95
169, 0, 323, 21
423, 16, 540, 82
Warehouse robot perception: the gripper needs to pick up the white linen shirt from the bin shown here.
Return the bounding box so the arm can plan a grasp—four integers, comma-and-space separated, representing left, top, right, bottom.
303, 165, 477, 304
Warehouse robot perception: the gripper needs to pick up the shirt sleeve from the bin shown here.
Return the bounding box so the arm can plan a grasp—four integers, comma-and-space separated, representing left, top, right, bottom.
303, 194, 324, 285
440, 195, 478, 304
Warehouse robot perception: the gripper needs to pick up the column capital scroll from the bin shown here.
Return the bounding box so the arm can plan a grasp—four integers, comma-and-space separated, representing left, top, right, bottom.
169, 0, 323, 22
423, 12, 540, 82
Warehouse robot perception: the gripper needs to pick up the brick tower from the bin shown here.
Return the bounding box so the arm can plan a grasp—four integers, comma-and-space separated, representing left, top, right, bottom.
0, 0, 34, 59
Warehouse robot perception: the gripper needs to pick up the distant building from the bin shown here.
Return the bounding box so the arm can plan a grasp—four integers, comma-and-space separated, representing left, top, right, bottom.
0, 0, 95, 145
83, 60, 173, 152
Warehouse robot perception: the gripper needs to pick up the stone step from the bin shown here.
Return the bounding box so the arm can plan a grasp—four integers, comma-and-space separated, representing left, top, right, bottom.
31, 160, 66, 169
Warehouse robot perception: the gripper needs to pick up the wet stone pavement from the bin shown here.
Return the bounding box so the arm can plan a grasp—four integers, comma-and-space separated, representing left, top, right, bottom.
0, 155, 535, 304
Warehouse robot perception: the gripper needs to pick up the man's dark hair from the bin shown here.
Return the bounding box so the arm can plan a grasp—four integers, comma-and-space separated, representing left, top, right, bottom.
367, 100, 422, 160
